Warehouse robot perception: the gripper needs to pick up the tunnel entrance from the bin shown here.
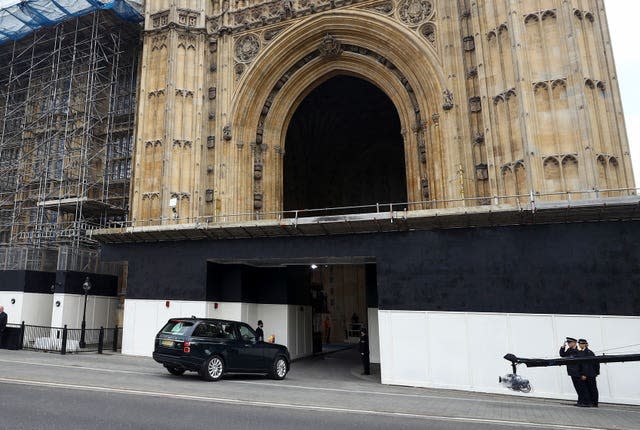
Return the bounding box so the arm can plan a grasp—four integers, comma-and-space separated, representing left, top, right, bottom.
283, 75, 407, 212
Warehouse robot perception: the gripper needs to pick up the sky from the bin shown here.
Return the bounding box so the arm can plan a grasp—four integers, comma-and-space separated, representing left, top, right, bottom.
0, 0, 636, 184
605, 0, 640, 185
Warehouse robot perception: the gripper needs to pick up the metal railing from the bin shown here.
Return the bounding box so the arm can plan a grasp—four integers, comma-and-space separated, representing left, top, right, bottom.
5, 322, 122, 354
100, 187, 640, 229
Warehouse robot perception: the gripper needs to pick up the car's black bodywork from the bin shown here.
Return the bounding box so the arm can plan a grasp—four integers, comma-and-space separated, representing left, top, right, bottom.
153, 317, 290, 381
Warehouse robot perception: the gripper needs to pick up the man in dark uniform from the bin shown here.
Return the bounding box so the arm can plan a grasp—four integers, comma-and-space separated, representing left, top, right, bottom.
559, 336, 589, 406
255, 320, 264, 342
359, 327, 370, 375
578, 339, 599, 407
0, 305, 7, 349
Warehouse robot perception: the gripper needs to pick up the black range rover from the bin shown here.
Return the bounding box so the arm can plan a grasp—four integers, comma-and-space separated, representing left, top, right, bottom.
153, 318, 290, 381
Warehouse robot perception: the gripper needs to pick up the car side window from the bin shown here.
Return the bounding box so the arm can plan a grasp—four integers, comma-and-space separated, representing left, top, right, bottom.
221, 323, 237, 340
238, 325, 256, 343
192, 322, 216, 338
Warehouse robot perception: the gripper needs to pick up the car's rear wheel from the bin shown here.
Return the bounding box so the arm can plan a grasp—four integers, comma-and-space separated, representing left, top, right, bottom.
166, 366, 185, 376
201, 355, 225, 381
270, 356, 288, 380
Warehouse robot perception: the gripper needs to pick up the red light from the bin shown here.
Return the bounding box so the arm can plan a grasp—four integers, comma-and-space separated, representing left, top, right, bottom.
183, 341, 190, 353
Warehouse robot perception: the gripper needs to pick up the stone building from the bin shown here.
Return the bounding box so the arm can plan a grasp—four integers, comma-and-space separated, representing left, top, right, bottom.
131, 0, 634, 222
1, 0, 639, 405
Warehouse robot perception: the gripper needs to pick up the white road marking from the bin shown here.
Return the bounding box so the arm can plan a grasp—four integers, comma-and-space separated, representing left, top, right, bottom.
1, 357, 638, 414
0, 357, 158, 376
0, 377, 617, 430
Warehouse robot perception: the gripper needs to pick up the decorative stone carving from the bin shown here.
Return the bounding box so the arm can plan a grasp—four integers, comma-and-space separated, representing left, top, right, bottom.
223, 125, 232, 141
475, 164, 489, 180
282, 0, 295, 17
398, 0, 433, 27
208, 37, 218, 53
208, 87, 217, 100
177, 9, 199, 27
205, 189, 214, 202
151, 11, 169, 28
253, 193, 263, 210
207, 136, 215, 149
469, 96, 481, 113
418, 142, 427, 163
151, 35, 167, 51
431, 112, 440, 126
463, 36, 475, 51
318, 34, 343, 58
369, 2, 394, 14
420, 23, 436, 46
443, 89, 454, 110
235, 34, 261, 63
420, 177, 429, 198
254, 163, 263, 180
264, 27, 284, 41
235, 63, 246, 79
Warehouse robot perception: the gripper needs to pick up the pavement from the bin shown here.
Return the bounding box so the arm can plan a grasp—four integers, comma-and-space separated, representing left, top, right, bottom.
0, 346, 639, 430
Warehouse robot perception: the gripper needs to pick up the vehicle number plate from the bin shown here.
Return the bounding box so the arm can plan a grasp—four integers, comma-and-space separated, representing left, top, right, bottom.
161, 339, 173, 347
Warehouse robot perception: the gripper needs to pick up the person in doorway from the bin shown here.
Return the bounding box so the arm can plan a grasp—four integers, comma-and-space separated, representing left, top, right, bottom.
0, 305, 7, 348
578, 339, 599, 407
559, 336, 589, 406
359, 326, 370, 375
255, 320, 264, 342
323, 316, 331, 344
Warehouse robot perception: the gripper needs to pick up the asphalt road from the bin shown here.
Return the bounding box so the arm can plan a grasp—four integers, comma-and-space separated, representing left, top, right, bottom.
0, 348, 638, 430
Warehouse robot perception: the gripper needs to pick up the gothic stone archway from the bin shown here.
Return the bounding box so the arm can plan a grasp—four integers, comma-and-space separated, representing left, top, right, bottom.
230, 11, 448, 217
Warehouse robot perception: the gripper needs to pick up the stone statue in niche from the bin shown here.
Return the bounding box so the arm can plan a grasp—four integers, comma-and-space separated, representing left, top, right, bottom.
223, 125, 232, 141
443, 89, 454, 110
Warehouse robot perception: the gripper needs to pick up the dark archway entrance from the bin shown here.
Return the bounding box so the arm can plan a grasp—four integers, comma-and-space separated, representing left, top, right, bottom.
284, 75, 407, 212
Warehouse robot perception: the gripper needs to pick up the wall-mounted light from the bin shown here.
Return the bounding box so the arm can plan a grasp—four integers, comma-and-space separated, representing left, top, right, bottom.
310, 264, 318, 270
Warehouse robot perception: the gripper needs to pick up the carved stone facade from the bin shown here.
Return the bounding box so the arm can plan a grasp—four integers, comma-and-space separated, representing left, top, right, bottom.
131, 0, 634, 225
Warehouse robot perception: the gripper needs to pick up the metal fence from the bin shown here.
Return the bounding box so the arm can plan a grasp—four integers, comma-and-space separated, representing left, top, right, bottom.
5, 323, 122, 354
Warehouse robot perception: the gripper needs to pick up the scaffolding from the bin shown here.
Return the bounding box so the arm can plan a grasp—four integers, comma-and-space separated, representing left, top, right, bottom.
0, 8, 140, 272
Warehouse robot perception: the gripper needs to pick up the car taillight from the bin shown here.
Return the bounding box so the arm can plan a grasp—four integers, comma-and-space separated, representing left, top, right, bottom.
183, 341, 190, 353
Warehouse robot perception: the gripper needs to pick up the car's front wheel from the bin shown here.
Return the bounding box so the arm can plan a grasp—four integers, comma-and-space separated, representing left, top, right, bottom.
200, 355, 225, 381
270, 356, 288, 380
165, 366, 185, 376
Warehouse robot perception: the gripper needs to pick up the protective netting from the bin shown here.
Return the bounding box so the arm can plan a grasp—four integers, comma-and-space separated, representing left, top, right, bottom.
0, 0, 143, 45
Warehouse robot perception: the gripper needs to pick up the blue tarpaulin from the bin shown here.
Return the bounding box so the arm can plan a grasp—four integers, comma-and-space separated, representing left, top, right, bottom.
0, 0, 143, 45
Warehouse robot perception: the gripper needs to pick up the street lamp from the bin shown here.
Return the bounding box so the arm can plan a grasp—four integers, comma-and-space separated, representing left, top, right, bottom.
79, 277, 91, 348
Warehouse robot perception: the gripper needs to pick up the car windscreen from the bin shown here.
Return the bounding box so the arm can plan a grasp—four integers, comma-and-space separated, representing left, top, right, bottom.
161, 320, 194, 335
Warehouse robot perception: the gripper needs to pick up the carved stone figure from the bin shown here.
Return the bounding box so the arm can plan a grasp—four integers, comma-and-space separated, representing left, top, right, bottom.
223, 125, 232, 141
443, 89, 454, 110
318, 34, 342, 58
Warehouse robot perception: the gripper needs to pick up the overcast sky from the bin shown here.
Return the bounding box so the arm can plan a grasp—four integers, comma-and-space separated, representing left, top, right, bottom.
605, 0, 640, 185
